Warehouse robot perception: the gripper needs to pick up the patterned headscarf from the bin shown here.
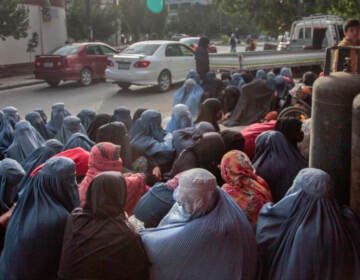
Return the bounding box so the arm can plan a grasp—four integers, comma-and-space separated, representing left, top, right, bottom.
220, 150, 272, 225
79, 142, 122, 205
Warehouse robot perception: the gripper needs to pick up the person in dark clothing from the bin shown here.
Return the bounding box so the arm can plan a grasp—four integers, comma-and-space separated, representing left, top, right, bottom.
168, 132, 225, 185
195, 98, 223, 132
275, 117, 304, 149
58, 172, 150, 280
220, 130, 245, 152
86, 114, 112, 141
195, 36, 210, 83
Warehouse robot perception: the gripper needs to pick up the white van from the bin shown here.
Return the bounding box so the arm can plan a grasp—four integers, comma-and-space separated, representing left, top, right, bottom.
278, 14, 344, 51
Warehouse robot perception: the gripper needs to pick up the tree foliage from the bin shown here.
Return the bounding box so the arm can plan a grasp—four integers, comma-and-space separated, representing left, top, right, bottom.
167, 3, 256, 38
0, 0, 29, 41
213, 0, 359, 34
66, 1, 121, 42
119, 0, 167, 40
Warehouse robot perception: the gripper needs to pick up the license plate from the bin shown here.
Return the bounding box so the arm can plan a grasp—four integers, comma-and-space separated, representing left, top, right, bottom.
117, 62, 130, 70
43, 62, 54, 68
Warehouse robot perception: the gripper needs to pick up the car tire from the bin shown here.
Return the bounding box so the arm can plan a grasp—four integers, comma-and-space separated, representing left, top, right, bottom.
157, 70, 171, 92
80, 68, 93, 86
46, 79, 61, 87
117, 82, 131, 90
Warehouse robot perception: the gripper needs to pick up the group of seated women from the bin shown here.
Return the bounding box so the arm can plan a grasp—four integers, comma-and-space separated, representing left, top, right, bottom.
0, 68, 359, 279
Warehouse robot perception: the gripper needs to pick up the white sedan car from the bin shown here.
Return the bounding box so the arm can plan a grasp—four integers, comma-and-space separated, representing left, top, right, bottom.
105, 40, 196, 92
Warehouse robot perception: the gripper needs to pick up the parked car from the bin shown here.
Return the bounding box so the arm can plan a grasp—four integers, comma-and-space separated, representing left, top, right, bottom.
34, 42, 118, 87
171, 33, 189, 41
105, 40, 195, 92
179, 37, 217, 53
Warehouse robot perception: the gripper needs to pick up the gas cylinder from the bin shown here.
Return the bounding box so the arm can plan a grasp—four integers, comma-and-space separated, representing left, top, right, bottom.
310, 72, 360, 205
351, 93, 360, 216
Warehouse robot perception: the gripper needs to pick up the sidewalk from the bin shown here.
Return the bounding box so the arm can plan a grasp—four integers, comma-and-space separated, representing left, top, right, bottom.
0, 75, 44, 91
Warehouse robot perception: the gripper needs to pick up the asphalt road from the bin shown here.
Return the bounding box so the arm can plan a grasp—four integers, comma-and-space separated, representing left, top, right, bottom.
0, 81, 179, 123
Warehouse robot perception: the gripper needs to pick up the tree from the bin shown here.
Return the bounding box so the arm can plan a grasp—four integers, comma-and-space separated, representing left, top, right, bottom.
119, 0, 167, 40
66, 0, 121, 42
167, 3, 256, 39
213, 0, 355, 34
328, 0, 360, 19
0, 0, 29, 41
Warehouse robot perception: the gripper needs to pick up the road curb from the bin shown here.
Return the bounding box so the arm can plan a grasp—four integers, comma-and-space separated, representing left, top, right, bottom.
0, 80, 45, 91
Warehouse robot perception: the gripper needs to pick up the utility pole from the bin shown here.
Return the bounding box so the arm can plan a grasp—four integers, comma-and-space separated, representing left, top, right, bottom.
86, 0, 92, 41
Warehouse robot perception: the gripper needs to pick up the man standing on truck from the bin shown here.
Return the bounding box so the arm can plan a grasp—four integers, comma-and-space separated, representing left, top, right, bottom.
195, 36, 210, 83
333, 19, 360, 73
230, 33, 237, 53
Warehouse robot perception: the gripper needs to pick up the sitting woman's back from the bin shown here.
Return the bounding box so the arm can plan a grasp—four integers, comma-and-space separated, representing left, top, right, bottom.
58, 172, 150, 280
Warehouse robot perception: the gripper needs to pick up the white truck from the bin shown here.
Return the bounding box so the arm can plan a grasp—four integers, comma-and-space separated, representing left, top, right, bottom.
278, 14, 344, 51
209, 14, 344, 72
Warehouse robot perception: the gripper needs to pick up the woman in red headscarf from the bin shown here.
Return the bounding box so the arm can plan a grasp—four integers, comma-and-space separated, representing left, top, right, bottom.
79, 142, 146, 215
220, 150, 272, 225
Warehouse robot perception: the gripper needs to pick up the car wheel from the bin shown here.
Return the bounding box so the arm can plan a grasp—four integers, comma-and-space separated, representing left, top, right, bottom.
157, 70, 171, 92
46, 79, 61, 87
80, 68, 93, 86
117, 82, 131, 90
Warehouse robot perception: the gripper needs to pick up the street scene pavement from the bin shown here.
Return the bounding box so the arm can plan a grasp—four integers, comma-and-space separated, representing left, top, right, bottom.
0, 80, 178, 122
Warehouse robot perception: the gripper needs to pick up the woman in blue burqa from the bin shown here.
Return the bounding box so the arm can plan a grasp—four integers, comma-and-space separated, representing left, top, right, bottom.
252, 130, 307, 202
256, 168, 360, 280
77, 109, 96, 130
0, 157, 80, 279
112, 106, 133, 131
0, 110, 14, 160
2, 106, 20, 129
17, 139, 64, 194
0, 159, 25, 251
173, 78, 203, 120
63, 132, 95, 152
141, 168, 257, 280
130, 110, 175, 183
166, 104, 193, 133
25, 111, 50, 140
4, 121, 45, 164
46, 102, 71, 138
55, 116, 87, 144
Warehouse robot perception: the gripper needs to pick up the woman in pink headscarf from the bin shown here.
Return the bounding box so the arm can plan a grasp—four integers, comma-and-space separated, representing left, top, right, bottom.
79, 142, 146, 215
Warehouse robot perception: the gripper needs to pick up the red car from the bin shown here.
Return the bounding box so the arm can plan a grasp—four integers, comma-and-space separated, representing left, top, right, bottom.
179, 37, 217, 53
34, 42, 118, 87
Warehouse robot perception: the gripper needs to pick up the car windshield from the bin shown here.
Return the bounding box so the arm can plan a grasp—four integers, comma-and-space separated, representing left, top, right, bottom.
122, 44, 160, 56
52, 45, 81, 55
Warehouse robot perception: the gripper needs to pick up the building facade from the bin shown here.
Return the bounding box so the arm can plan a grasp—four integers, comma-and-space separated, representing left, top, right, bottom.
0, 0, 67, 74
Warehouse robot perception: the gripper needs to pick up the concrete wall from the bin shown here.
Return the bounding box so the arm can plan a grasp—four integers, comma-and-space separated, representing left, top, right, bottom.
0, 3, 67, 66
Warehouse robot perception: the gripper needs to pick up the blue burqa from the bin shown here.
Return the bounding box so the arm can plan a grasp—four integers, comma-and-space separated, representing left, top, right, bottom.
253, 130, 307, 202
130, 110, 175, 166
0, 157, 79, 279
173, 78, 203, 120
0, 158, 25, 215
25, 111, 50, 140
0, 111, 14, 154
18, 139, 64, 195
141, 188, 257, 280
166, 104, 193, 133
230, 73, 245, 88
112, 106, 133, 131
63, 132, 95, 152
4, 121, 45, 164
186, 70, 201, 85
77, 109, 96, 130
256, 168, 360, 280
2, 106, 20, 129
55, 116, 87, 144
46, 103, 70, 138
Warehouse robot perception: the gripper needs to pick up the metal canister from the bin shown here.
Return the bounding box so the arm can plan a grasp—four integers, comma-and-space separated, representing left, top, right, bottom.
310, 72, 360, 205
